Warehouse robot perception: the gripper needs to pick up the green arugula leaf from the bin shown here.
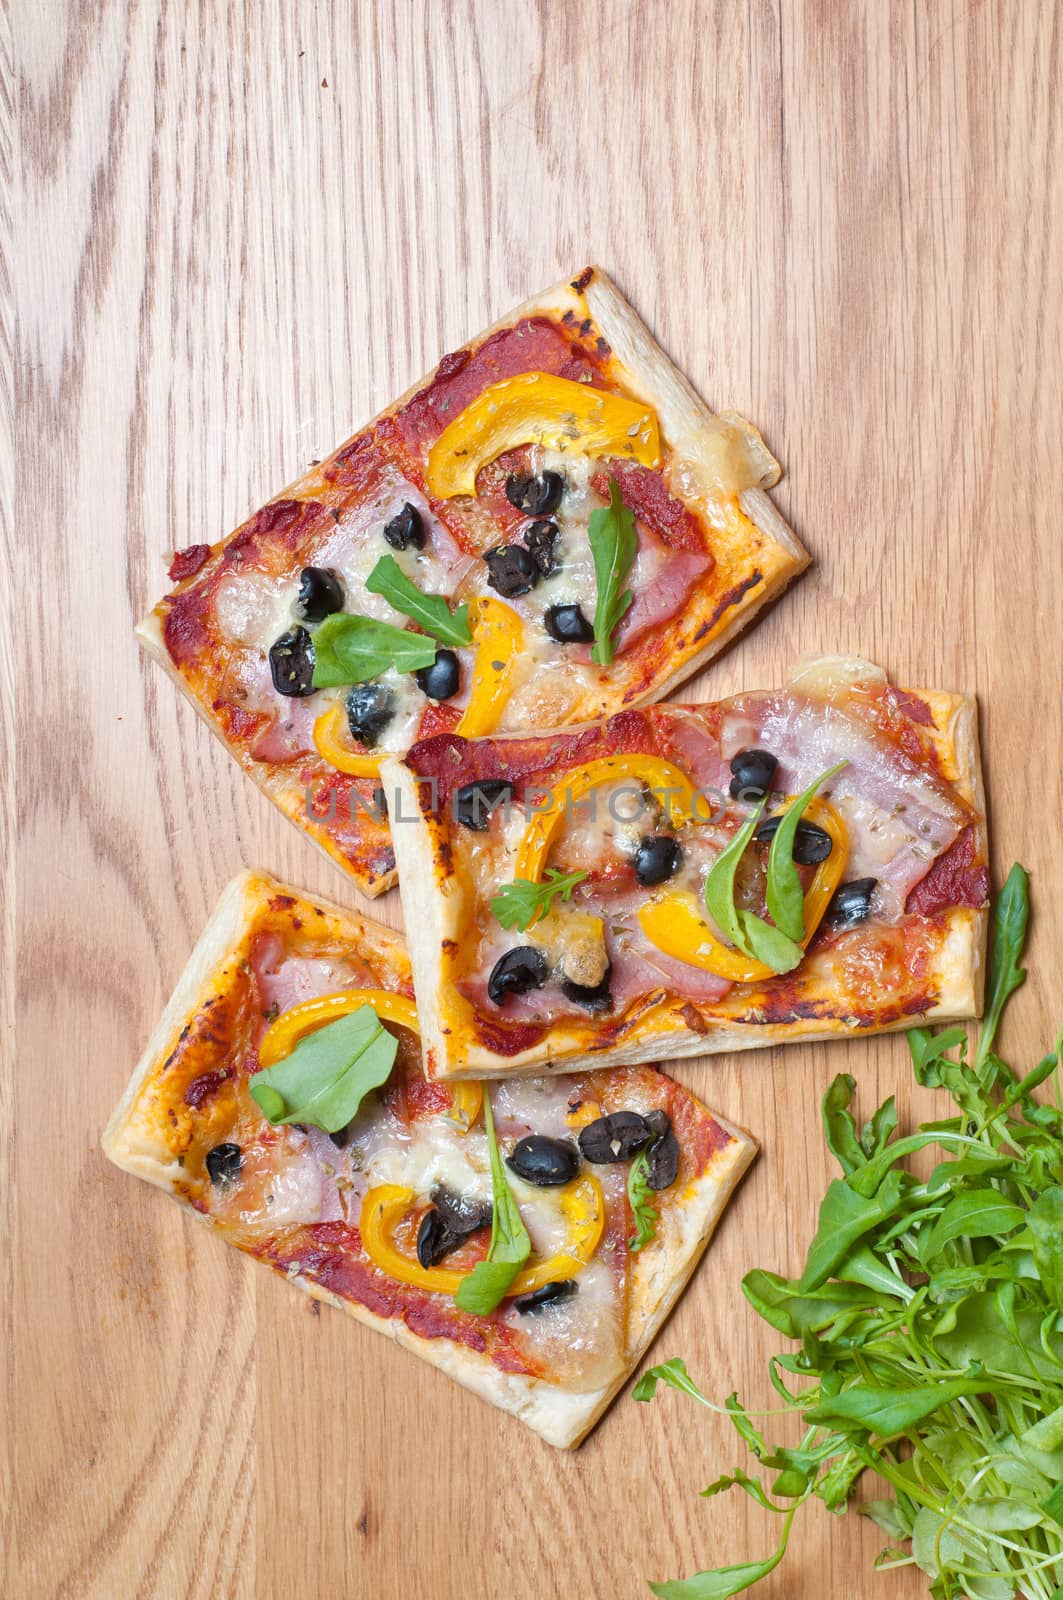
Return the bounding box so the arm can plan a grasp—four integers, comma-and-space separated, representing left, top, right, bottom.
733, 909, 804, 974
836, 1244, 915, 1302
1028, 1187, 1063, 1311
454, 1095, 530, 1315
1042, 1479, 1063, 1531
248, 1006, 397, 1133
628, 1149, 659, 1251
926, 1153, 1015, 1193
934, 1291, 1061, 1383
908, 1024, 970, 1086
1023, 1404, 1063, 1453
1006, 1045, 1062, 1109
489, 868, 589, 931
922, 1190, 1028, 1262
648, 1507, 798, 1599
633, 1356, 711, 1406
724, 1393, 768, 1460
703, 801, 767, 950
588, 476, 637, 666
798, 1171, 904, 1291
846, 1129, 967, 1198
860, 1096, 899, 1159
765, 761, 847, 940
975, 862, 1029, 1072
365, 553, 472, 647
816, 1450, 865, 1510
741, 1269, 889, 1339
802, 1377, 988, 1439
821, 1074, 866, 1174
861, 1499, 915, 1541
310, 612, 437, 688
703, 797, 804, 974
699, 1467, 778, 1513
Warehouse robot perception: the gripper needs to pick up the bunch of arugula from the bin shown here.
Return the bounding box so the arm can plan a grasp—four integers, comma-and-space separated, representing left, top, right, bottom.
635, 865, 1063, 1599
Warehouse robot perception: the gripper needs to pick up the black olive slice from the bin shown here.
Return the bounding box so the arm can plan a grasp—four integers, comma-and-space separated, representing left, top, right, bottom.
269, 627, 316, 697
825, 876, 878, 930
561, 970, 613, 1012
578, 1111, 652, 1164
644, 1120, 680, 1191
634, 835, 681, 886
453, 779, 514, 830
728, 748, 778, 802
383, 502, 425, 550
296, 565, 345, 623
544, 603, 594, 644
483, 544, 541, 598
431, 1186, 493, 1236
415, 648, 460, 702
488, 946, 547, 1006
523, 519, 560, 577
416, 1209, 460, 1269
505, 471, 563, 516
205, 1143, 242, 1187
345, 683, 394, 745
755, 814, 833, 864
513, 1279, 578, 1315
506, 1135, 580, 1187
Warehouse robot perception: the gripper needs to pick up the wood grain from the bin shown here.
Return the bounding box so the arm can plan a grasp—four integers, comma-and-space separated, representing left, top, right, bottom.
7, 2, 1063, 1595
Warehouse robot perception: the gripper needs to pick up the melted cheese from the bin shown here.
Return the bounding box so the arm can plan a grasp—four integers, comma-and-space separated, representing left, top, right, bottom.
366, 1119, 492, 1202
319, 492, 455, 626
214, 569, 299, 646
670, 411, 780, 502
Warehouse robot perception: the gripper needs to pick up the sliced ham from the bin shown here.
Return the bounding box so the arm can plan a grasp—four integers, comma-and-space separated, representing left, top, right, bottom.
250, 695, 320, 763
209, 635, 321, 765
617, 546, 713, 651
603, 908, 733, 1004
652, 705, 730, 797
302, 1126, 347, 1223
249, 936, 377, 1017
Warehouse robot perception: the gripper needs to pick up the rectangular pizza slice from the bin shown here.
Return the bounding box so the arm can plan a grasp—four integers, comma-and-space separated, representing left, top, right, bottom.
138, 268, 808, 895
103, 870, 756, 1448
380, 654, 989, 1080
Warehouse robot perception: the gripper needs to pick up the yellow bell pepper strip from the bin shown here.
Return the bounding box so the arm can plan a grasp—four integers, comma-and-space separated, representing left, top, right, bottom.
565, 1099, 603, 1131
454, 596, 524, 737
312, 702, 382, 778
258, 989, 481, 1130
637, 800, 848, 983
259, 990, 419, 1066
445, 1081, 483, 1131
425, 371, 662, 499
359, 1173, 606, 1299
513, 754, 702, 883
510, 1174, 605, 1295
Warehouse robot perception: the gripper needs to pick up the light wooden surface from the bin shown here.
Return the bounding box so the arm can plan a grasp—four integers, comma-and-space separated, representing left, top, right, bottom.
8, 3, 1063, 1596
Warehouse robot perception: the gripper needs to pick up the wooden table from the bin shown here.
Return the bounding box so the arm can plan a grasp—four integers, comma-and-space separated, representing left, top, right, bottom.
8, 3, 1063, 1596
